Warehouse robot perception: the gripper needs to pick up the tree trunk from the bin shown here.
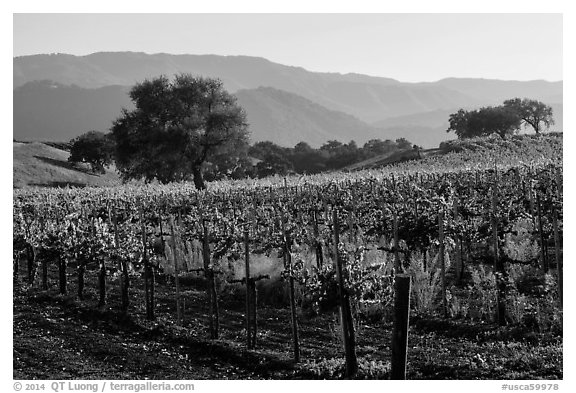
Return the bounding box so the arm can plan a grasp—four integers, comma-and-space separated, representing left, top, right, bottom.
192, 166, 206, 190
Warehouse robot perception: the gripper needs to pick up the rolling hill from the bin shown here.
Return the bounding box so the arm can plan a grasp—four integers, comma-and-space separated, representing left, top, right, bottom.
345, 133, 563, 172
13, 142, 120, 188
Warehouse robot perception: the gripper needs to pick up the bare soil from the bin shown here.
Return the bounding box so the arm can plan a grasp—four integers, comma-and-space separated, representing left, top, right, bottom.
13, 263, 562, 380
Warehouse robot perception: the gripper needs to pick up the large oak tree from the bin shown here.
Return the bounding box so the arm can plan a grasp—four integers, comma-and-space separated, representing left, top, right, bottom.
111, 74, 249, 189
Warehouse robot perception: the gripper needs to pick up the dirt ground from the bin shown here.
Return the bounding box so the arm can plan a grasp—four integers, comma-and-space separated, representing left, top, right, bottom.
13, 263, 562, 380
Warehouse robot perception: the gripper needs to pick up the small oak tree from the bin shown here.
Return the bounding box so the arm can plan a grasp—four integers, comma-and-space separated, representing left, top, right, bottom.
68, 131, 115, 174
503, 98, 554, 134
111, 74, 249, 189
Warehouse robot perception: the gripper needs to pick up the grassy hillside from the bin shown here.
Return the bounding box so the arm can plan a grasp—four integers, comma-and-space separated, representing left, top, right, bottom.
13, 142, 120, 188
346, 133, 562, 172
14, 134, 562, 189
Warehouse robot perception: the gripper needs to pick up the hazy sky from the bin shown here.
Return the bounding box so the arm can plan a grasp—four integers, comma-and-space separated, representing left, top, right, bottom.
13, 13, 562, 82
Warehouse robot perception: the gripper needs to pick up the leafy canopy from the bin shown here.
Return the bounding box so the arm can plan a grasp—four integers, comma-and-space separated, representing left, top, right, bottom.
447, 98, 555, 139
447, 106, 521, 139
68, 130, 115, 174
111, 74, 249, 189
503, 98, 554, 134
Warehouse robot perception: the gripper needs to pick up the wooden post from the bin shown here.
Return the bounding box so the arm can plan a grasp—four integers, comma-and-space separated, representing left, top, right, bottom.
553, 209, 563, 307
492, 183, 507, 326
139, 208, 150, 319
555, 167, 562, 196
169, 217, 182, 325
244, 226, 254, 349
58, 217, 76, 295
140, 209, 154, 320
393, 209, 401, 273
283, 217, 301, 363
250, 277, 258, 348
97, 219, 107, 307
77, 219, 89, 301
248, 210, 259, 349
453, 198, 463, 283
41, 256, 48, 290
202, 219, 219, 339
97, 266, 106, 306
333, 209, 358, 378
438, 211, 448, 318
536, 193, 548, 272
554, 166, 562, 307
391, 274, 411, 380
77, 260, 85, 300
26, 242, 36, 286
13, 249, 20, 282
313, 210, 323, 269
150, 221, 156, 320
111, 206, 129, 315
348, 211, 354, 244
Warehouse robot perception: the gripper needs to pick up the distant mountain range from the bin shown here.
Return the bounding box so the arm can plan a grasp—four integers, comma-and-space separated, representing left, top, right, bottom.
13, 52, 563, 148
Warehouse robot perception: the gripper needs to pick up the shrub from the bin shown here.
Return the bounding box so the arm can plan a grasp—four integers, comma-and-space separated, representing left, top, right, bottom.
466, 265, 497, 322
406, 250, 447, 317
503, 218, 539, 263
506, 264, 562, 332
296, 357, 390, 379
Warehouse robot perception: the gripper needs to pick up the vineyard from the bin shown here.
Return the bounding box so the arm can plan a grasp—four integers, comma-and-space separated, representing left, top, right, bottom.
13, 134, 563, 380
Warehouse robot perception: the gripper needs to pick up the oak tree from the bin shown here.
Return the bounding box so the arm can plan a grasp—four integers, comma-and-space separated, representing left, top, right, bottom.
447, 106, 522, 139
503, 98, 554, 134
111, 74, 249, 189
68, 131, 115, 174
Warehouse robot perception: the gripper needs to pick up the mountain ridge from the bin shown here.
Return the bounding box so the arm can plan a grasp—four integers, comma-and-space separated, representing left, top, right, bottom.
13, 52, 563, 149
16, 52, 561, 124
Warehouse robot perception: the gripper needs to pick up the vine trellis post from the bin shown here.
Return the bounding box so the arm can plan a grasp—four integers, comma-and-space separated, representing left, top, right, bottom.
202, 218, 219, 339
282, 211, 300, 363
169, 216, 183, 325
491, 177, 507, 326
139, 209, 155, 320
333, 209, 358, 378
438, 210, 448, 318
391, 274, 411, 380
